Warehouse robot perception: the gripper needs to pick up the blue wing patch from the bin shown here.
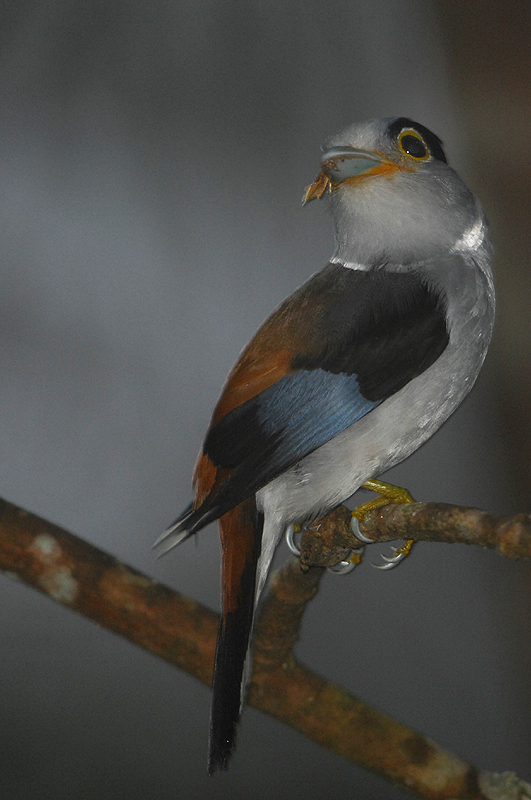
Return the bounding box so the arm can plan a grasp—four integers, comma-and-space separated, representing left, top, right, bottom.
203, 368, 380, 515
257, 369, 378, 459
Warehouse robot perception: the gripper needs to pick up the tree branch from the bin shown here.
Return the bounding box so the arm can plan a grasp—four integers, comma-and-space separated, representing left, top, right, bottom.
0, 496, 529, 799
298, 503, 531, 569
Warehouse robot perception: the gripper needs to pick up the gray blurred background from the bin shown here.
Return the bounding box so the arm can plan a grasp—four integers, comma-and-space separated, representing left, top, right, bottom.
1, 1, 530, 798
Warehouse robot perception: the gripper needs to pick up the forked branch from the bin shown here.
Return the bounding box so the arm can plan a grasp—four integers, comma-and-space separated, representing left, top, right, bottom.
0, 497, 529, 800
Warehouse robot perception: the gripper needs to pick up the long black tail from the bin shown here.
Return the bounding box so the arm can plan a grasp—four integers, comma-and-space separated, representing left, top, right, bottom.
208, 497, 263, 773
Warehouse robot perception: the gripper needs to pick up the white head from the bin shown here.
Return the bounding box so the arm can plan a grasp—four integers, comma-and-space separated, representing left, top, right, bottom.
304, 117, 481, 266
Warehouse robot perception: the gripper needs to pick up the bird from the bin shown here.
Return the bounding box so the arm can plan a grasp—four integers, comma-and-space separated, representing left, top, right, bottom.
155, 117, 495, 773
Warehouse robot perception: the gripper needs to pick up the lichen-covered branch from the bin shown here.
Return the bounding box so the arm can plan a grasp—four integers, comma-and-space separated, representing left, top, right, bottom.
0, 496, 529, 800
298, 503, 531, 569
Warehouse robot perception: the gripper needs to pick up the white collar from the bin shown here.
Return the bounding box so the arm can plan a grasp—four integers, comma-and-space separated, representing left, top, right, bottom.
329, 256, 370, 271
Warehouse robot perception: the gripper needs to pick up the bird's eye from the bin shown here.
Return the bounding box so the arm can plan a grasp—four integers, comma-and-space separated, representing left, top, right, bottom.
398, 130, 430, 161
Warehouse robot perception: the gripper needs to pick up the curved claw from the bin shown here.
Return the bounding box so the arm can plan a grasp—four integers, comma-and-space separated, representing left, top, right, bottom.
372, 541, 412, 570
327, 559, 359, 575
351, 516, 375, 544
286, 523, 364, 574
372, 552, 407, 570
285, 524, 301, 556
373, 560, 401, 571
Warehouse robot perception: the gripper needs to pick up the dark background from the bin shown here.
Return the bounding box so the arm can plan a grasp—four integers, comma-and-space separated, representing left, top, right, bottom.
1, 1, 530, 797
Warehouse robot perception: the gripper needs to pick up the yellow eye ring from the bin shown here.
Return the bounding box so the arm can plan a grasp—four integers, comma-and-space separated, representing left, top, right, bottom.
398, 129, 430, 161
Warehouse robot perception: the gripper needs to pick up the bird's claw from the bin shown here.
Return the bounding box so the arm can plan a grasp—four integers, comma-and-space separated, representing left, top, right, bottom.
287, 508, 414, 574
353, 517, 410, 570
285, 524, 301, 556
285, 524, 364, 575
326, 557, 360, 575
350, 515, 374, 544
351, 480, 416, 571
371, 539, 414, 570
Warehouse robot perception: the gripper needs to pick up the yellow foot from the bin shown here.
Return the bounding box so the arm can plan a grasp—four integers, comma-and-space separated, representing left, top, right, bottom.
351, 479, 415, 570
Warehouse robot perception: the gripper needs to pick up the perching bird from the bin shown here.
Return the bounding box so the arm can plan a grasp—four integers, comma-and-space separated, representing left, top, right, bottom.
156, 117, 495, 773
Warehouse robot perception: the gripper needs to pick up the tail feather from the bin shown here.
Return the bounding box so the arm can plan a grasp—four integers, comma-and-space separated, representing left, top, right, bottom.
152, 502, 193, 553
208, 497, 263, 773
153, 500, 220, 554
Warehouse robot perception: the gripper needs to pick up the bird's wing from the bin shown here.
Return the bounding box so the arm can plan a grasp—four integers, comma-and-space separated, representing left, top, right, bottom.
187, 262, 449, 532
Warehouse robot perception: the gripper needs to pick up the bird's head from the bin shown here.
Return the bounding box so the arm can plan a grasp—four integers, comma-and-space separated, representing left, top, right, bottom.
304, 117, 482, 265
303, 117, 447, 204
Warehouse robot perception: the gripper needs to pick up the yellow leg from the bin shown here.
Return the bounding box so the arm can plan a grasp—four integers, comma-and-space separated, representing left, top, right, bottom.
351, 479, 415, 570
